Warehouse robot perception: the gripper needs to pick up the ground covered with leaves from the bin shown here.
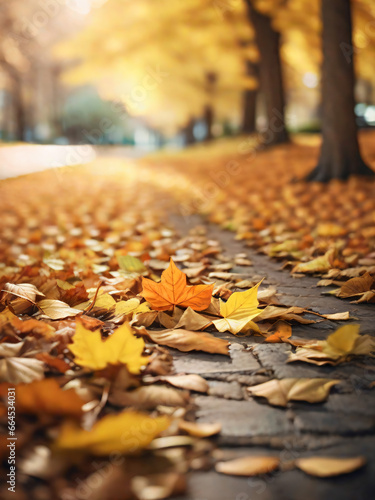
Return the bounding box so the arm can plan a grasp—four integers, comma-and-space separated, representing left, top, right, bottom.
0, 134, 375, 500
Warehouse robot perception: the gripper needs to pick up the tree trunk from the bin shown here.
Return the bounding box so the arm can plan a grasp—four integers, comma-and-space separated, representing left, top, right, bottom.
184, 118, 195, 145
203, 105, 214, 141
13, 78, 26, 141
244, 1, 289, 145
306, 0, 373, 181
242, 62, 258, 134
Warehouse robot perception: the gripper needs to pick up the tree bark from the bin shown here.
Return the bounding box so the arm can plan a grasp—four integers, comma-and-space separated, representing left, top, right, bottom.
0, 59, 26, 141
13, 78, 26, 141
242, 62, 258, 134
203, 105, 214, 141
244, 1, 289, 145
306, 0, 373, 181
184, 117, 195, 145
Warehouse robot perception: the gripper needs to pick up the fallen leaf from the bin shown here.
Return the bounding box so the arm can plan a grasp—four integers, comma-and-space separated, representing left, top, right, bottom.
38, 299, 82, 320
142, 259, 213, 311
118, 255, 147, 274
69, 321, 149, 374
338, 272, 374, 298
178, 420, 221, 437
265, 321, 292, 343
247, 378, 339, 407
321, 311, 351, 321
131, 472, 186, 500
174, 307, 212, 330
0, 379, 84, 418
0, 357, 45, 384
292, 249, 335, 274
213, 281, 262, 334
216, 456, 280, 476
295, 456, 366, 477
55, 411, 170, 455
2, 282, 45, 303
109, 385, 189, 409
160, 374, 209, 393
139, 328, 229, 355
288, 324, 375, 365
115, 298, 150, 316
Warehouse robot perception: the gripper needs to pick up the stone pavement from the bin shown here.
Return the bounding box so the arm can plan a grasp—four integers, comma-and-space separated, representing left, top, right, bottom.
169, 215, 375, 500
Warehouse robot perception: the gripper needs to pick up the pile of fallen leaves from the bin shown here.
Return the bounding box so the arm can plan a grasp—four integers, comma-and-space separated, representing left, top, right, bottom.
144, 131, 375, 302
1, 148, 375, 499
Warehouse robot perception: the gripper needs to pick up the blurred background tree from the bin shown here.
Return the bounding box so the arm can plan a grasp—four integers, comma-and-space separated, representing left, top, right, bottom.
0, 0, 374, 176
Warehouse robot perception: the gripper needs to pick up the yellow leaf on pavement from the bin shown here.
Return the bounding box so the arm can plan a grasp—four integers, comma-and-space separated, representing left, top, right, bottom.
55, 411, 170, 455
295, 456, 366, 477
216, 456, 280, 476
69, 321, 149, 374
213, 281, 262, 334
247, 378, 339, 407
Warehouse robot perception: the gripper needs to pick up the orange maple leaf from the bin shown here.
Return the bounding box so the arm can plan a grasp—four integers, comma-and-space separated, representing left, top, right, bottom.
142, 259, 213, 311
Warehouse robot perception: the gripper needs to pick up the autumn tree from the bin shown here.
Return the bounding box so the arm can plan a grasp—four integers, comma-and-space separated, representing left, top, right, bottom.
305, 0, 374, 181
243, 0, 289, 145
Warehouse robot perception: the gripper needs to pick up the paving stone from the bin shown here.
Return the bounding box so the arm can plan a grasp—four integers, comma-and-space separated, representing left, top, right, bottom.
195, 396, 294, 439
207, 380, 244, 400
173, 343, 260, 375
324, 393, 375, 416
294, 410, 374, 435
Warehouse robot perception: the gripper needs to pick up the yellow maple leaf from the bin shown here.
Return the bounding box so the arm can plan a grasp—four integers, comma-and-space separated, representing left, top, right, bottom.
213, 281, 263, 334
69, 321, 149, 374
55, 411, 170, 455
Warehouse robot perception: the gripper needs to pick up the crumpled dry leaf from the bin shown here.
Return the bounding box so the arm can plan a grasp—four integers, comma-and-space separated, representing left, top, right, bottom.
38, 299, 82, 320
213, 281, 262, 335
247, 378, 339, 407
255, 305, 314, 324
295, 456, 366, 477
216, 456, 280, 476
142, 259, 213, 311
55, 410, 171, 455
69, 321, 149, 374
0, 379, 85, 418
338, 272, 374, 298
2, 282, 45, 303
139, 328, 229, 356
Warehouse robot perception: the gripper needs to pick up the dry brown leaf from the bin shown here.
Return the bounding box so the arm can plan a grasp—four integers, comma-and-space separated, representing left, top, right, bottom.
139, 328, 230, 355
2, 282, 45, 303
38, 299, 82, 320
338, 272, 374, 298
216, 456, 280, 476
321, 311, 351, 321
109, 385, 189, 409
160, 374, 209, 393
174, 307, 212, 330
0, 357, 45, 384
295, 456, 366, 477
178, 420, 221, 437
